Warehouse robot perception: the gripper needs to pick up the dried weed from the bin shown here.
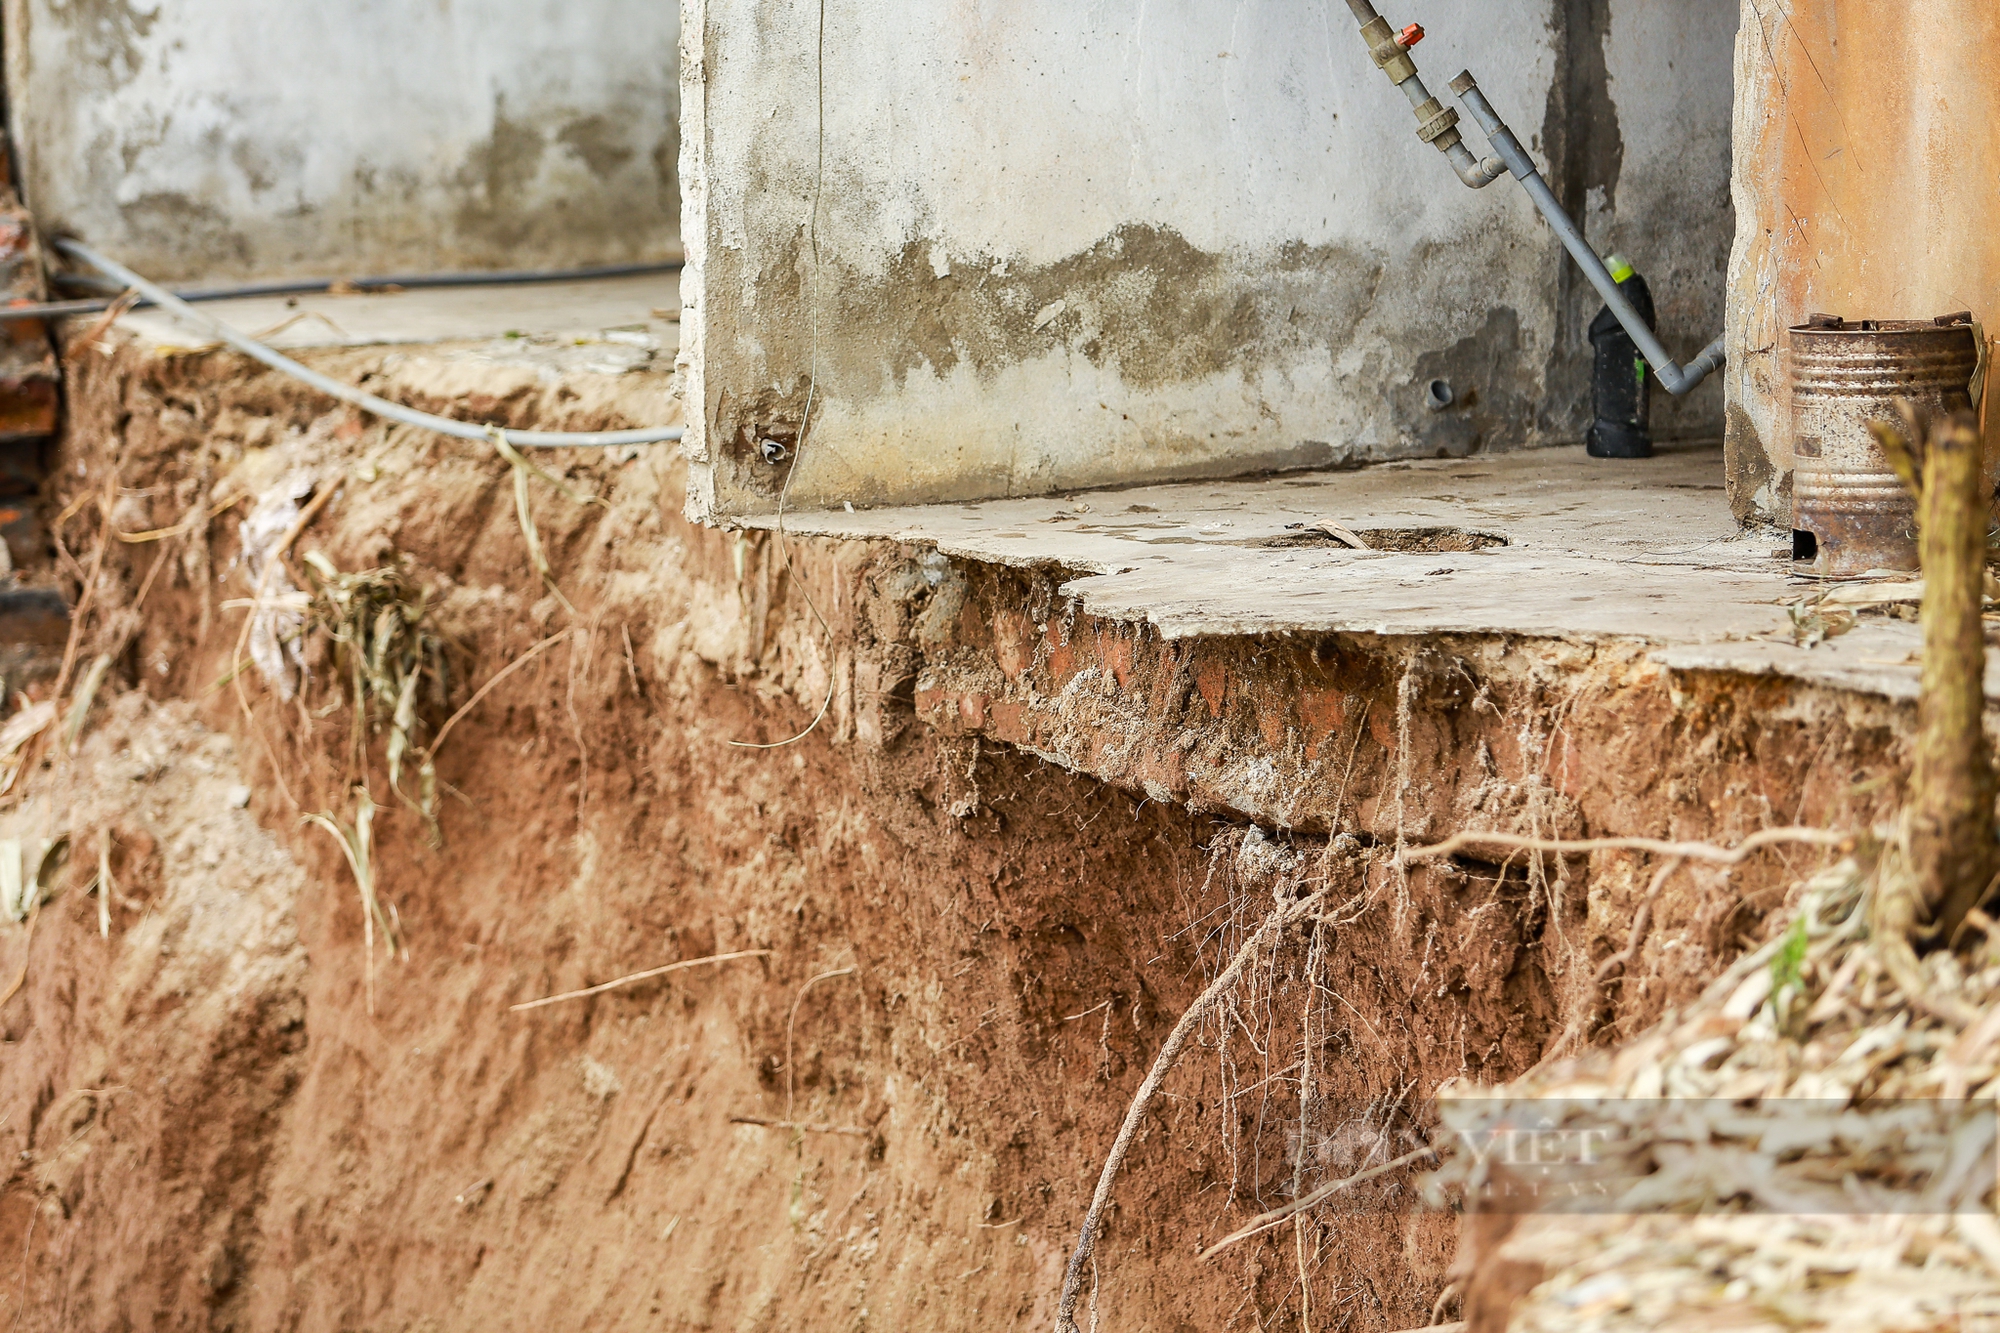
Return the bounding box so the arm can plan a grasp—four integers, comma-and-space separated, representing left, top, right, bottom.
300, 553, 448, 842
303, 787, 396, 1016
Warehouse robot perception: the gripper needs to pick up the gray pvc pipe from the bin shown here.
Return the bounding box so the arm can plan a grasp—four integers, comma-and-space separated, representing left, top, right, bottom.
55, 238, 686, 447
1450, 73, 1723, 396
1444, 139, 1508, 190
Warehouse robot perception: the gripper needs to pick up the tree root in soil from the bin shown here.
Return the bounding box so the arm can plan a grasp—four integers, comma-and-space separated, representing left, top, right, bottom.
1054, 884, 1330, 1333
1052, 826, 1859, 1331
1048, 407, 2000, 1332
508, 949, 773, 1011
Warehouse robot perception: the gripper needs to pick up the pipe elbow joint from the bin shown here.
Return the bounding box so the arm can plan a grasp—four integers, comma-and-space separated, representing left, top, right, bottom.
1657, 339, 1727, 397
1452, 154, 1507, 189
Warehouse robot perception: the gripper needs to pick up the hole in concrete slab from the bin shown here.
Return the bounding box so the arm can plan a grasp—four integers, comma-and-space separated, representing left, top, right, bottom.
1360, 527, 1507, 552
1266, 526, 1509, 553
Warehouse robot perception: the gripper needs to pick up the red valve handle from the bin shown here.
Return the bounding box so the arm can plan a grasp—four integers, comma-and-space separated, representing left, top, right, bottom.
1398, 23, 1425, 47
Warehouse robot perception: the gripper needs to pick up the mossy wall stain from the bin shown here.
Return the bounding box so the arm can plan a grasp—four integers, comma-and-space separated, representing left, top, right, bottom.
1412, 308, 1533, 458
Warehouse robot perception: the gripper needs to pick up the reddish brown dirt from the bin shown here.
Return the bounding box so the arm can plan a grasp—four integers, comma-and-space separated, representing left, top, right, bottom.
0, 334, 1915, 1331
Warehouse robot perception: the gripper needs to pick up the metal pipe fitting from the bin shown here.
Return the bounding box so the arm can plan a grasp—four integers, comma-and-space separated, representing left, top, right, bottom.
1344, 5, 1504, 190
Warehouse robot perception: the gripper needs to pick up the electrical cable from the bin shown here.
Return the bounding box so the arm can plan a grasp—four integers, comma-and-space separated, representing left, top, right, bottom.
53, 238, 683, 448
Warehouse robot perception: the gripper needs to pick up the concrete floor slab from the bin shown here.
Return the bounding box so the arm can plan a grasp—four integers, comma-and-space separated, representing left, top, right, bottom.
110, 274, 682, 352
757, 441, 1957, 700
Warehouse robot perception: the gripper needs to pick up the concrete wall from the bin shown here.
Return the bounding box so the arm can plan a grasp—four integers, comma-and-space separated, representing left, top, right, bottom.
1724, 0, 2000, 525
3, 0, 681, 283
683, 0, 1737, 519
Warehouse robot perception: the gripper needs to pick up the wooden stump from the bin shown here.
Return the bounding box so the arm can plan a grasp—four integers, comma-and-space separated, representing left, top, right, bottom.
1906, 408, 1995, 941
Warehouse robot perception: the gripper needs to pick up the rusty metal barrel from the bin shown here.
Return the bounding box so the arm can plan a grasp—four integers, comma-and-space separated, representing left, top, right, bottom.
1789, 312, 1979, 576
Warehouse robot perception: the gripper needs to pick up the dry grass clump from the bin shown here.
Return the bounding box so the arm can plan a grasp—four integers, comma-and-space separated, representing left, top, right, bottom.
294, 554, 443, 1016
303, 789, 397, 1015
300, 552, 448, 840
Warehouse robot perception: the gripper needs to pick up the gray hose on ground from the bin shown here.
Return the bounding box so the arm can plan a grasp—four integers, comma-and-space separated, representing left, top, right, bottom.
54, 238, 686, 448
1449, 71, 1723, 396
56, 258, 680, 300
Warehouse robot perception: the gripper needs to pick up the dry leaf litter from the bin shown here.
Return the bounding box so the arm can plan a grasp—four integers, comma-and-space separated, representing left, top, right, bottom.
1421, 856, 2000, 1331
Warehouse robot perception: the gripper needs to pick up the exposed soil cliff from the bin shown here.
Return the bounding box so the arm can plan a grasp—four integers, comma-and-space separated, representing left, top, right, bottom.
0, 334, 1896, 1330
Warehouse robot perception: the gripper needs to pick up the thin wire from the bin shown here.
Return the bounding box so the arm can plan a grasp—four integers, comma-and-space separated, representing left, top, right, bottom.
728, 0, 838, 750
53, 238, 683, 449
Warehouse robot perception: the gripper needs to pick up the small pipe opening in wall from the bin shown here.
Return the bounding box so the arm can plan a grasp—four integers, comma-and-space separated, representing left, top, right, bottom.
1425, 379, 1455, 411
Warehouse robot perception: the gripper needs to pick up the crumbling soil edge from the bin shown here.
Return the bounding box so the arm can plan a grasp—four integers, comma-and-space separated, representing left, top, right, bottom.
0, 334, 1923, 1331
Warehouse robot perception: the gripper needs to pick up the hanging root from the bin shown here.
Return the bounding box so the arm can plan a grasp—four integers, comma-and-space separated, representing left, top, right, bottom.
1526, 854, 1688, 1077
1197, 1145, 1437, 1261
303, 787, 394, 1016
1054, 883, 1328, 1333
1398, 826, 1850, 870
1056, 827, 1855, 1328
487, 426, 603, 615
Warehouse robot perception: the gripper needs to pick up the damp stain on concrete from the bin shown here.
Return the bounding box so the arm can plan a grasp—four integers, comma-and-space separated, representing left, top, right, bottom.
1538, 0, 1627, 442
11, 1, 682, 281
811, 225, 1385, 395
557, 114, 639, 180
1411, 307, 1533, 459
57, 0, 160, 80
696, 224, 1569, 511
456, 97, 549, 232
118, 191, 253, 269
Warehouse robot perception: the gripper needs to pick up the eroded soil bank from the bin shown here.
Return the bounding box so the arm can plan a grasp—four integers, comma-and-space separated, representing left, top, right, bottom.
0, 336, 1910, 1330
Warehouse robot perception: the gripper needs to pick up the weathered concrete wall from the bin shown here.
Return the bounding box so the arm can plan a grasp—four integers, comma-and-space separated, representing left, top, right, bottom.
1724, 0, 2000, 524
3, 0, 681, 283
684, 0, 1737, 518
